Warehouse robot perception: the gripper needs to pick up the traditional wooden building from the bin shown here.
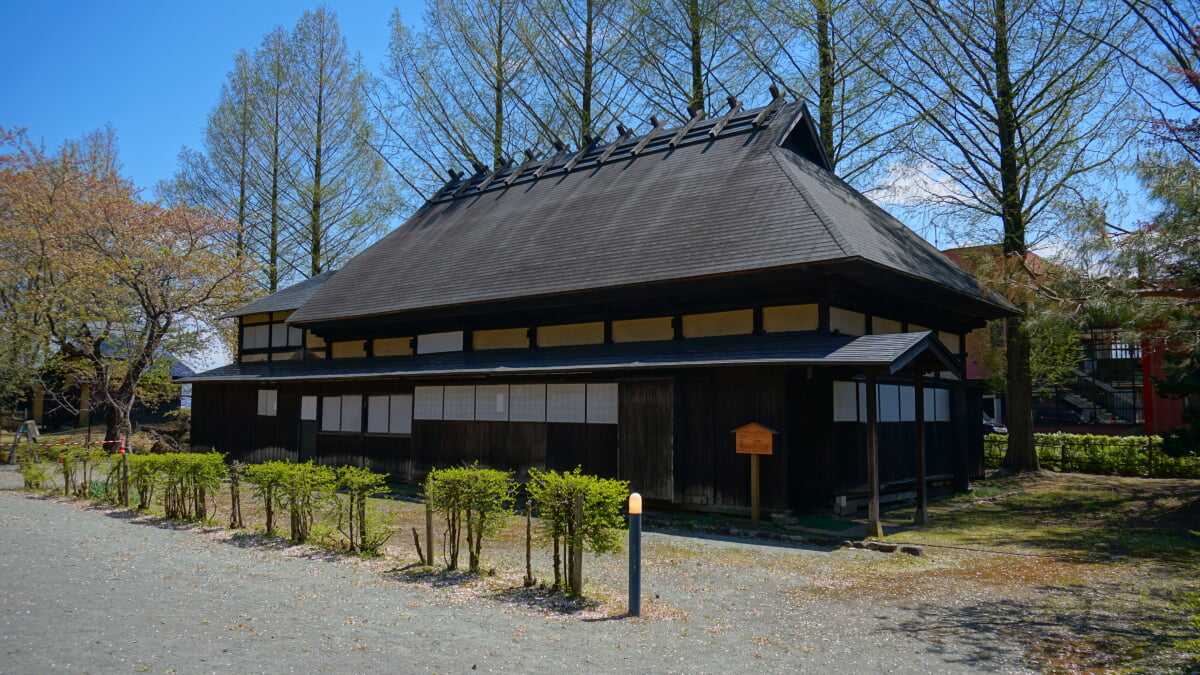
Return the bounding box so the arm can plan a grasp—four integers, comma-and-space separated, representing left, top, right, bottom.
184, 94, 1014, 523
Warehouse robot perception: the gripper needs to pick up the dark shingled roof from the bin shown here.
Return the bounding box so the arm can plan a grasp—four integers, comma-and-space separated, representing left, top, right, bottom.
286, 99, 1010, 326
180, 331, 959, 383
223, 270, 337, 319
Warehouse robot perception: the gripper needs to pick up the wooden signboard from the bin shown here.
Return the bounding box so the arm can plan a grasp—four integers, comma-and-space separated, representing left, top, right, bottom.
731, 423, 777, 524
732, 422, 776, 455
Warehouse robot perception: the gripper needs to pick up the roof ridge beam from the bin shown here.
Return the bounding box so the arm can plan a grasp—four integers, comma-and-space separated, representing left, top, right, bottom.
708, 96, 743, 138
595, 128, 633, 165
630, 117, 668, 156
752, 85, 785, 127
669, 106, 706, 147
532, 143, 571, 179
562, 137, 601, 173
474, 157, 514, 192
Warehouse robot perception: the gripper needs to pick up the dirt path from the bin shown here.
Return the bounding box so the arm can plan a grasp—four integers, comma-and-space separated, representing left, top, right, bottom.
0, 465, 1043, 673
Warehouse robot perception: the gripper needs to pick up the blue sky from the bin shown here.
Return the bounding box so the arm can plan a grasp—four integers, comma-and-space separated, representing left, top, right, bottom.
2, 1, 422, 192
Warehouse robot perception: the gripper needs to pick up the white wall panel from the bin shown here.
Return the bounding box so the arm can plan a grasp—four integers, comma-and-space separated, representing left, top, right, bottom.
389, 394, 413, 434
546, 383, 586, 423
833, 381, 858, 422
475, 385, 509, 421
509, 384, 546, 422
340, 395, 362, 432
586, 383, 618, 424
443, 386, 475, 420
414, 386, 443, 420
367, 396, 390, 434
417, 331, 464, 354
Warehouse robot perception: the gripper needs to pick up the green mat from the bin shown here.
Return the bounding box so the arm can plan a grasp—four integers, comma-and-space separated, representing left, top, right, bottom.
793, 515, 858, 532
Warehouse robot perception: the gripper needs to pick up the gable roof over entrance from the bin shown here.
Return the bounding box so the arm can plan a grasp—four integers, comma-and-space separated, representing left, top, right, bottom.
286, 99, 1012, 329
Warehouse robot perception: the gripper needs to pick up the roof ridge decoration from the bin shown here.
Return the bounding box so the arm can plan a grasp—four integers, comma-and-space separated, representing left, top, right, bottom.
432, 85, 790, 204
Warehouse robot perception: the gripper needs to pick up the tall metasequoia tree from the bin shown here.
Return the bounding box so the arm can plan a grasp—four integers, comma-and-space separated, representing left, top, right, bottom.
248, 27, 297, 292
736, 0, 911, 186
860, 0, 1137, 472
287, 6, 395, 277
626, 0, 762, 119
517, 0, 641, 146
0, 127, 248, 444
377, 0, 541, 197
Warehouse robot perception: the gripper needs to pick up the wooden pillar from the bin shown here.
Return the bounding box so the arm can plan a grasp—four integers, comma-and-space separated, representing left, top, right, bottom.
865, 370, 884, 537
79, 383, 91, 429
913, 373, 929, 525
31, 384, 44, 426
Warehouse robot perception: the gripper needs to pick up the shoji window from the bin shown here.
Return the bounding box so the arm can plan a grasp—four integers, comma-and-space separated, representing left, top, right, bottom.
367, 394, 412, 434
256, 389, 277, 416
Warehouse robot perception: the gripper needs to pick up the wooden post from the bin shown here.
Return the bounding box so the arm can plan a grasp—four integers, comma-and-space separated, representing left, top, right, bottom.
913, 373, 928, 525
866, 371, 884, 538
750, 454, 761, 524
425, 497, 434, 567
570, 494, 584, 596
524, 500, 534, 587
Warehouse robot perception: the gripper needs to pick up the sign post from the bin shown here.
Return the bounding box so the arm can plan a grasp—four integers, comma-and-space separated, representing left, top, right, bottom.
732, 423, 777, 524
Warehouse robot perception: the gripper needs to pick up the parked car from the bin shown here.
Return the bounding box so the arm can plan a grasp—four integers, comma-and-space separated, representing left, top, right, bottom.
983, 414, 1008, 435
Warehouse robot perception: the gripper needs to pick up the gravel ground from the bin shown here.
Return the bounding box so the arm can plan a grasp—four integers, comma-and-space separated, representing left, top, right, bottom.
0, 465, 1034, 674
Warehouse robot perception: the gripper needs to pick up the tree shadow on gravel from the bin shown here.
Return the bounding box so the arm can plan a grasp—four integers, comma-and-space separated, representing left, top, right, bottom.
888, 579, 1194, 673
487, 584, 605, 616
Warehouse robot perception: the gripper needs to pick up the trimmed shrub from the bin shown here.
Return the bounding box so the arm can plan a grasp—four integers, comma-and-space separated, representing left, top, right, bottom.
425, 464, 517, 572
17, 450, 50, 490
159, 452, 227, 521
243, 461, 290, 536
128, 454, 167, 511
277, 461, 336, 543
526, 467, 628, 595
332, 465, 394, 554
984, 433, 1200, 478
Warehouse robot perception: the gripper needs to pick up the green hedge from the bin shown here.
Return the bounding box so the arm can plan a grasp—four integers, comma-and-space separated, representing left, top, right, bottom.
984, 433, 1200, 478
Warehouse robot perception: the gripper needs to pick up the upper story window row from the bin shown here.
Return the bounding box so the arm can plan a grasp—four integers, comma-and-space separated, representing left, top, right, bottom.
238, 303, 966, 363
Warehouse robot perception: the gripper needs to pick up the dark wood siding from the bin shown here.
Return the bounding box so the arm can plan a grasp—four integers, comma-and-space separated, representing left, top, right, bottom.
618, 380, 674, 500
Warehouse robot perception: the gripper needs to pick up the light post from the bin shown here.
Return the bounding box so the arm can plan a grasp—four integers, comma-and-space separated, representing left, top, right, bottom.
628, 492, 642, 617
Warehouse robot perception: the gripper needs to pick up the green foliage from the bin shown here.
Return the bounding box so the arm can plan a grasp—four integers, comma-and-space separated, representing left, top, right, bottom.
128, 453, 167, 510
277, 461, 336, 543
424, 464, 517, 572
975, 313, 1084, 394
242, 461, 337, 542
16, 448, 50, 490
243, 460, 290, 536
331, 465, 394, 555
525, 467, 628, 594
984, 433, 1200, 478
158, 452, 227, 521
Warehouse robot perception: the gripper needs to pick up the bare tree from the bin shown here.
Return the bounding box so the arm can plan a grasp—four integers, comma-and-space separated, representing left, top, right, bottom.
861, 0, 1140, 472
736, 0, 913, 186
626, 0, 763, 120
518, 0, 642, 146
1096, 0, 1200, 158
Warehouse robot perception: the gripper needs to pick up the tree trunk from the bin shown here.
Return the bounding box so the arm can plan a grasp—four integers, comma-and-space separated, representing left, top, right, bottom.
992, 0, 1039, 473
1004, 314, 1039, 471
815, 0, 836, 169
688, 0, 704, 112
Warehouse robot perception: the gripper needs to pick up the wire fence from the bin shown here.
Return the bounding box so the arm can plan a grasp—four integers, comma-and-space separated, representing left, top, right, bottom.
984, 433, 1200, 478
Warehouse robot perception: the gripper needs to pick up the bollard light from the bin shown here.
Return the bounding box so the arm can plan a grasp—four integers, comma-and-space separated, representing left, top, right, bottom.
628, 492, 642, 617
